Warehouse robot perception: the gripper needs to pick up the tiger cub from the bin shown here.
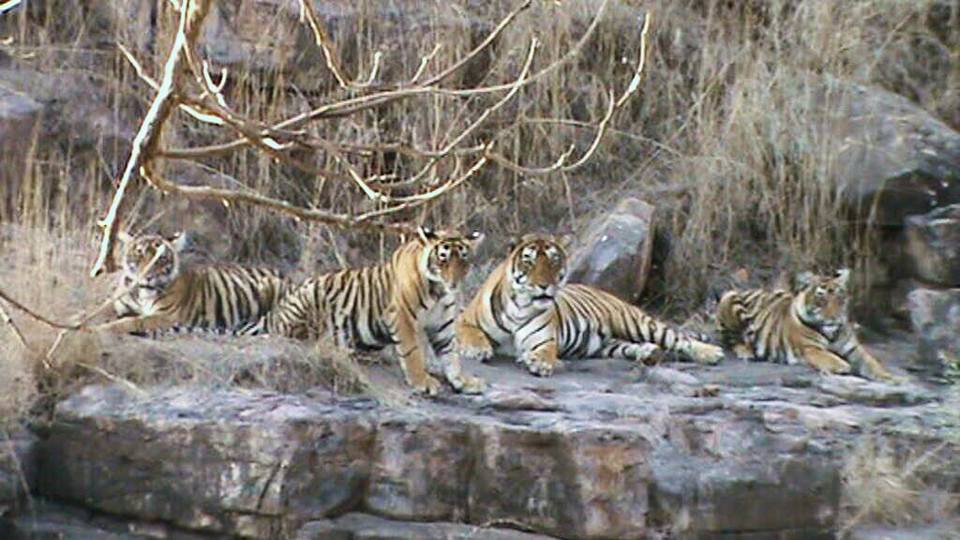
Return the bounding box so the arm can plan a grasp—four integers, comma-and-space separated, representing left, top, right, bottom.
100, 232, 290, 336
715, 269, 896, 380
457, 233, 725, 376
247, 228, 485, 396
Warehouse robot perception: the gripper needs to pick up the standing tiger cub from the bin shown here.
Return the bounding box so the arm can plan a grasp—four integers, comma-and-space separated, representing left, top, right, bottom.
457, 233, 724, 376
99, 232, 291, 336
715, 269, 896, 381
248, 228, 485, 396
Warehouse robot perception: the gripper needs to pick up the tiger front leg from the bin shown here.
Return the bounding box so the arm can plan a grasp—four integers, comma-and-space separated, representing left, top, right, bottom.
515, 314, 560, 377
391, 311, 442, 396
429, 324, 486, 395
455, 318, 495, 363
802, 347, 852, 375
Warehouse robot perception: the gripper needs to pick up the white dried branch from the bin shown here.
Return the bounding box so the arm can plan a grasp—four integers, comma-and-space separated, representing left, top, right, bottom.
91, 0, 212, 278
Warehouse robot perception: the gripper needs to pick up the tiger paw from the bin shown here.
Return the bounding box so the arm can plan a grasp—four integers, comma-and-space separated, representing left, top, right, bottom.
459, 343, 494, 364
457, 375, 487, 394
691, 342, 725, 365
733, 343, 753, 361
411, 374, 442, 396
523, 355, 557, 377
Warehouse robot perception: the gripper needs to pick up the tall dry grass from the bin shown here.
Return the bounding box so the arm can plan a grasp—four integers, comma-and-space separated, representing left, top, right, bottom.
0, 0, 957, 416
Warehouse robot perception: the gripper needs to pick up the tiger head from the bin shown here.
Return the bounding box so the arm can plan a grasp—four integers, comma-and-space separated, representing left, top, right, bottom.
507, 234, 569, 307
119, 232, 189, 290
417, 227, 484, 292
793, 268, 850, 339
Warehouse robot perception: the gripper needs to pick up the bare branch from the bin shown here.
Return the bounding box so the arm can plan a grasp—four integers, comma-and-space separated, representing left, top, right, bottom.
160, 0, 606, 160
140, 166, 416, 234
90, 0, 212, 278
482, 10, 652, 176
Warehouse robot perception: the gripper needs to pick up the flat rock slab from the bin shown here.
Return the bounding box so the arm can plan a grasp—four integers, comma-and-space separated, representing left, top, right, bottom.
33, 340, 960, 539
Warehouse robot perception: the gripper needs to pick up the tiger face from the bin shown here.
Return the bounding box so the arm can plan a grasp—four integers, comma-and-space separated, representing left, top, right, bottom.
119, 232, 187, 290
794, 269, 850, 339
508, 234, 568, 307
418, 228, 484, 291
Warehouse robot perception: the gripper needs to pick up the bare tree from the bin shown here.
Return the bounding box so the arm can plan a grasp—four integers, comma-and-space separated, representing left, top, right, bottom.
90, 0, 652, 277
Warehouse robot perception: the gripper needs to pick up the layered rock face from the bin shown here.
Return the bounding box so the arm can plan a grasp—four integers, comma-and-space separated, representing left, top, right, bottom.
15, 349, 959, 539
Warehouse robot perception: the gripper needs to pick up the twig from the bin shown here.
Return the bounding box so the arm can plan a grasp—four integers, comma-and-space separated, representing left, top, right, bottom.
0, 288, 79, 331
0, 300, 29, 349
117, 42, 224, 125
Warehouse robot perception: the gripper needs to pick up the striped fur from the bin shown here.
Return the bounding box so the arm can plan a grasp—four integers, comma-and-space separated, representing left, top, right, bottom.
457, 233, 724, 377
249, 228, 486, 395
716, 269, 895, 380
100, 233, 290, 336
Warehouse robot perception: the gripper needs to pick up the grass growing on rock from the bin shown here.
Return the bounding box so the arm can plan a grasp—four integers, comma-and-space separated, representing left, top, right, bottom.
841, 437, 959, 532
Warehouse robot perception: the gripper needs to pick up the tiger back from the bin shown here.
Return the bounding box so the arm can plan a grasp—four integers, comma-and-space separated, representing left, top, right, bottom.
457, 233, 724, 376
252, 228, 486, 396
101, 232, 290, 336
715, 269, 896, 380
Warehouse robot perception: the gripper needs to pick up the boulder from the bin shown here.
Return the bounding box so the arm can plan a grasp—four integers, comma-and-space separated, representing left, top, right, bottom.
905, 204, 960, 287
0, 67, 134, 156
28, 347, 960, 539
907, 287, 960, 375
825, 81, 960, 227
567, 198, 655, 301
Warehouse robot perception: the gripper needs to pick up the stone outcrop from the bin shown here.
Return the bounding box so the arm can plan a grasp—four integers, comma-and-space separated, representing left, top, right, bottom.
905, 203, 960, 287
24, 344, 960, 539
567, 198, 656, 301
907, 287, 960, 376
825, 81, 960, 227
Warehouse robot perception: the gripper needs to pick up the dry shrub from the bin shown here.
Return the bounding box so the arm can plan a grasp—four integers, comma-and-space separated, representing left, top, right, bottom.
841, 437, 959, 532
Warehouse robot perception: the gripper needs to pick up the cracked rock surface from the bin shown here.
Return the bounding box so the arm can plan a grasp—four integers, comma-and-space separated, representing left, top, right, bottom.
18, 338, 960, 539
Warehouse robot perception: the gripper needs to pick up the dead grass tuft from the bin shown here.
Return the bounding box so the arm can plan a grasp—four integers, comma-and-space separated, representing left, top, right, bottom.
841, 437, 959, 532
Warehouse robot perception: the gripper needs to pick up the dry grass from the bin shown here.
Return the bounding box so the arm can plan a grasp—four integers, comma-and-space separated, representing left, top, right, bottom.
841, 437, 959, 533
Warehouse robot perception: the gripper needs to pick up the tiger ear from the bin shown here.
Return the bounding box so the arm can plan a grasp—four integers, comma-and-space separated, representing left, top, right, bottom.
834, 268, 851, 287
556, 233, 574, 251
418, 226, 437, 243
795, 271, 817, 289
168, 231, 190, 253
466, 231, 485, 248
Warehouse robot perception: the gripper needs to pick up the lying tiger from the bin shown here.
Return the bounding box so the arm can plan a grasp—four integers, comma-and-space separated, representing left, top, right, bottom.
98, 232, 290, 336
246, 228, 486, 396
457, 233, 724, 375
716, 268, 896, 380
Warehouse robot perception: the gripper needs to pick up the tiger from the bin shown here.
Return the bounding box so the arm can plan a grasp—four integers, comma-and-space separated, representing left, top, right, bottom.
456, 233, 725, 376
715, 268, 897, 381
98, 232, 291, 336
246, 227, 486, 396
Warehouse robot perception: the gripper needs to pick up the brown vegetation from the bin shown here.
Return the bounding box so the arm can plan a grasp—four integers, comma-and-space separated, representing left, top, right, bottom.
0, 1, 958, 415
